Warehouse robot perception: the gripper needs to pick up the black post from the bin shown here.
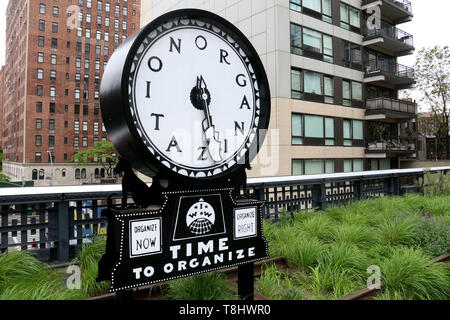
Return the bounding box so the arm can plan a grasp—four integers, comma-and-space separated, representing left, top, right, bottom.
57, 201, 70, 262
238, 262, 254, 300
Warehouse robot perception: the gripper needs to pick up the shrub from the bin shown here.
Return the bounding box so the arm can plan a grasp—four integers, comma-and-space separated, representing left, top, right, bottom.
284, 238, 324, 270
167, 272, 234, 300
0, 251, 84, 300
410, 215, 450, 258
380, 247, 450, 300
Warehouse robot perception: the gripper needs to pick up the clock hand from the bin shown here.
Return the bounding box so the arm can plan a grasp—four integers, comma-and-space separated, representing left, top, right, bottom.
197, 76, 223, 162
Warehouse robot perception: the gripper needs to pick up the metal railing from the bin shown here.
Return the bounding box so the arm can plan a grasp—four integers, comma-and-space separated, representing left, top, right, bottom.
365, 59, 415, 79
1, 167, 449, 263
366, 97, 417, 114
364, 20, 414, 47
362, 0, 412, 14
367, 136, 417, 152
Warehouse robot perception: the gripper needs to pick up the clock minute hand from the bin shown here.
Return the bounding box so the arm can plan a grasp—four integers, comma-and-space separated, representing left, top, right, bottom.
198, 76, 223, 162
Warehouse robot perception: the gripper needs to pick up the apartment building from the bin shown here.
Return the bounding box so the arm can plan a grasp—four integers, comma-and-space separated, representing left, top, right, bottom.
1, 0, 141, 185
141, 0, 417, 178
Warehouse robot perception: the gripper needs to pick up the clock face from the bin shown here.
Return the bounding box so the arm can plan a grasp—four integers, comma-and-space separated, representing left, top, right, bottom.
126, 16, 267, 179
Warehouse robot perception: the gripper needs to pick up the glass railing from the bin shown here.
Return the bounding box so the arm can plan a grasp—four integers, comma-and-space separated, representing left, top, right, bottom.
365, 59, 415, 79
366, 97, 417, 114
364, 21, 413, 47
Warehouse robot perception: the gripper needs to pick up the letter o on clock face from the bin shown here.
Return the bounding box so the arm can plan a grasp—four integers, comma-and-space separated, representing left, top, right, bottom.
101, 9, 271, 180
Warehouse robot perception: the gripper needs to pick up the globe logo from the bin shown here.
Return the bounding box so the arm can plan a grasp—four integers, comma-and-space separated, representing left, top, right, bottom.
186, 199, 216, 235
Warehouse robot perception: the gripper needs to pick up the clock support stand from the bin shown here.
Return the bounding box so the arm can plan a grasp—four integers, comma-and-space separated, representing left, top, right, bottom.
97, 159, 266, 301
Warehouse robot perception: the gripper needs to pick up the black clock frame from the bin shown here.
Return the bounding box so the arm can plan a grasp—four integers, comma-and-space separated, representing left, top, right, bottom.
101, 9, 271, 187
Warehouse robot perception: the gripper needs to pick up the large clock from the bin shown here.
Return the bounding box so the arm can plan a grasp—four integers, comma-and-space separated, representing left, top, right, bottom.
101, 9, 271, 181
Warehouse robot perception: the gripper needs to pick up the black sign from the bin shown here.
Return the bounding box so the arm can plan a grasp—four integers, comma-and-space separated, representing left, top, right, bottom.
98, 188, 268, 292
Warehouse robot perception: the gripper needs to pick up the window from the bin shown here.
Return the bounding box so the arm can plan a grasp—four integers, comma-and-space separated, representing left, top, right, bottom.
292, 159, 335, 175
123, 6, 128, 16
344, 119, 364, 146
340, 3, 360, 32
74, 120, 80, 134
49, 119, 55, 131
94, 121, 99, 135
342, 80, 363, 107
74, 137, 80, 148
50, 87, 56, 99
122, 21, 127, 31
51, 54, 57, 65
50, 70, 56, 81
75, 168, 81, 179
39, 19, 45, 31
49, 136, 55, 148
342, 40, 362, 70
35, 135, 42, 147
49, 103, 56, 113
52, 6, 59, 17
36, 119, 42, 130
292, 114, 335, 146
98, 1, 103, 11
76, 57, 81, 69
38, 36, 45, 47
36, 153, 42, 163
291, 69, 334, 103
105, 17, 110, 27
37, 85, 43, 96
83, 121, 88, 132
81, 169, 87, 179
86, 13, 91, 24
76, 41, 82, 53
75, 89, 81, 101
96, 30, 102, 40
36, 102, 43, 113
52, 22, 58, 33
290, 24, 333, 63
37, 52, 44, 63
32, 170, 38, 180
344, 159, 364, 173
37, 68, 43, 80
85, 43, 90, 54
289, 0, 332, 23
87, 0, 92, 9
51, 38, 57, 50
82, 137, 88, 147
75, 105, 80, 115
105, 2, 110, 13
85, 28, 91, 38
39, 3, 46, 14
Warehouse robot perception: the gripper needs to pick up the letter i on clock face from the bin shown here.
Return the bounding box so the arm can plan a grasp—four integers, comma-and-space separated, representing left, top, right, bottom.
103, 10, 270, 179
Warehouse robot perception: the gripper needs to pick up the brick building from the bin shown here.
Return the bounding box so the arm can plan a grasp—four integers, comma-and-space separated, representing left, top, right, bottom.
1, 0, 141, 185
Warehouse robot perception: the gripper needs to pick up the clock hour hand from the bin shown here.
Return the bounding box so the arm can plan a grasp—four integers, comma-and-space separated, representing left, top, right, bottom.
197, 76, 223, 162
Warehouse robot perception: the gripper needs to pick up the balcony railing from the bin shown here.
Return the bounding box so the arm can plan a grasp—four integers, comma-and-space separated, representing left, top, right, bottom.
362, 0, 412, 14
364, 21, 414, 47
366, 97, 417, 115
366, 59, 415, 79
367, 136, 417, 153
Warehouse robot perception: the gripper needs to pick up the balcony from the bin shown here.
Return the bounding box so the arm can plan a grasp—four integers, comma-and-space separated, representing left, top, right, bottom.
366, 136, 417, 157
365, 97, 417, 120
361, 0, 413, 24
363, 21, 414, 57
364, 59, 415, 89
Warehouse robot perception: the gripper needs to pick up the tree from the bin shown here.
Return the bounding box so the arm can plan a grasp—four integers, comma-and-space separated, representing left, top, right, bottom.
72, 141, 119, 178
414, 46, 450, 159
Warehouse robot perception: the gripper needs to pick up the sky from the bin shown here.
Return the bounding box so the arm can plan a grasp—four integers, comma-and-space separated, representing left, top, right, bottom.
0, 0, 449, 104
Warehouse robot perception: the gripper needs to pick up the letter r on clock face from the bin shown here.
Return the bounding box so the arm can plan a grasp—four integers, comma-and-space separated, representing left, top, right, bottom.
130, 20, 261, 177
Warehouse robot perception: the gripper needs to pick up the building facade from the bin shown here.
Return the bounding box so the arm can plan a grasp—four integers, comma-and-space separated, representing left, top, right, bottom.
1, 0, 141, 185
141, 0, 417, 178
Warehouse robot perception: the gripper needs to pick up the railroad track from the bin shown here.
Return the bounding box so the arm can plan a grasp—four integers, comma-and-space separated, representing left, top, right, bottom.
89, 253, 450, 301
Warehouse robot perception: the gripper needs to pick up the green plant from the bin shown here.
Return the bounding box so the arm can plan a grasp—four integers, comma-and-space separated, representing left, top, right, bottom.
167, 272, 234, 300
380, 247, 450, 300
72, 237, 110, 297
376, 214, 418, 246
257, 265, 304, 300
410, 215, 450, 258
284, 238, 324, 270
0, 251, 85, 300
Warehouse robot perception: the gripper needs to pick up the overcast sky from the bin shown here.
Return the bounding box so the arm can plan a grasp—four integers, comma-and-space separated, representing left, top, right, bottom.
0, 0, 449, 107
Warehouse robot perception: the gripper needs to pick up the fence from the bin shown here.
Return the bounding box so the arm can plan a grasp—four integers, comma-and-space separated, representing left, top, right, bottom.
0, 167, 449, 263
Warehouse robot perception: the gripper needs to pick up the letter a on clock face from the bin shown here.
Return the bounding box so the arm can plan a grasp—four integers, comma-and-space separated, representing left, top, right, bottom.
108, 10, 270, 179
